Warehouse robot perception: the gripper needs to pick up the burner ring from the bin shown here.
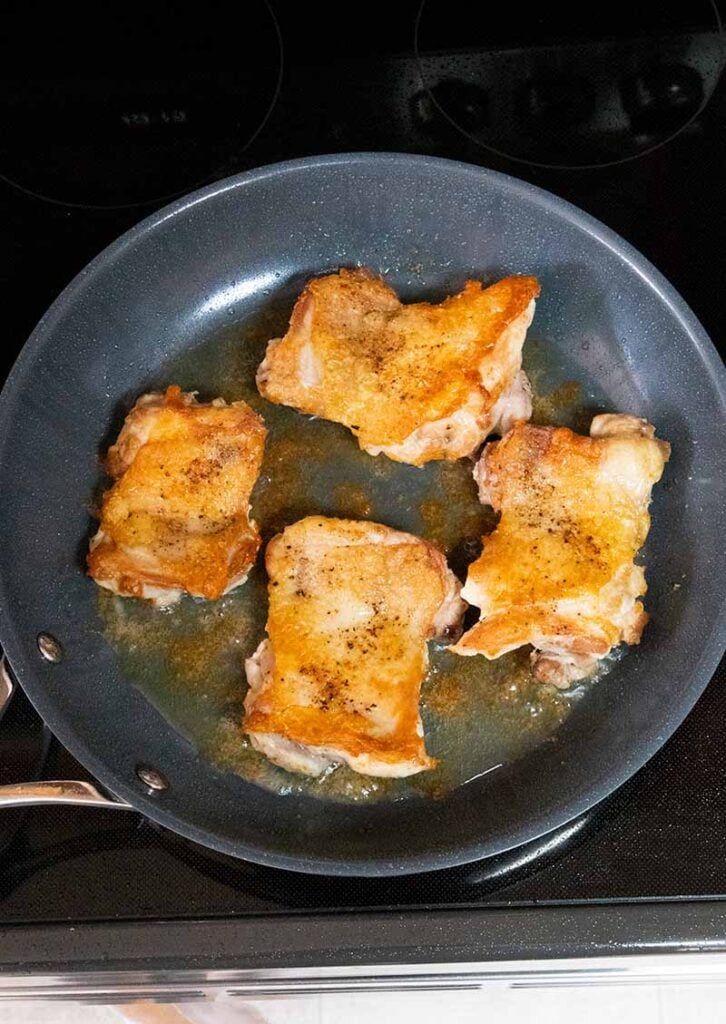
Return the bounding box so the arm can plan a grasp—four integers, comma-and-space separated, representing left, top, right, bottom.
0, 1, 283, 209
414, 0, 724, 170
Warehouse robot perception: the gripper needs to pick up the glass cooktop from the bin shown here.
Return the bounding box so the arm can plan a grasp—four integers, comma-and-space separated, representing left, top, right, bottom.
0, 0, 724, 966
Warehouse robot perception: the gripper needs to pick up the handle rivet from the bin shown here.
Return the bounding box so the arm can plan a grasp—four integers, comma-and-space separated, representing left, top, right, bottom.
136, 765, 169, 792
37, 633, 64, 663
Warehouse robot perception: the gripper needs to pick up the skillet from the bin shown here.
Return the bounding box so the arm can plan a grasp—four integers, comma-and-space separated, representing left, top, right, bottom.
0, 153, 723, 875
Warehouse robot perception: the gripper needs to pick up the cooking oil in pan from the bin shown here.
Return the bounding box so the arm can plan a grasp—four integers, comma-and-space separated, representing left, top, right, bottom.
98, 302, 587, 803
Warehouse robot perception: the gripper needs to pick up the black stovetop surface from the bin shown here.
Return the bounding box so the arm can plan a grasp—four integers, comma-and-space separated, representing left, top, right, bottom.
1, 0, 725, 943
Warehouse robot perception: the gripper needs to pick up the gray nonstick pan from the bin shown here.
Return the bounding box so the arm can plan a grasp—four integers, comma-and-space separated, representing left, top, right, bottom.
0, 153, 723, 876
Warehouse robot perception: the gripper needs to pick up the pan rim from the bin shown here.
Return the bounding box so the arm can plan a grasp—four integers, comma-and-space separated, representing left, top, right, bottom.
0, 152, 724, 876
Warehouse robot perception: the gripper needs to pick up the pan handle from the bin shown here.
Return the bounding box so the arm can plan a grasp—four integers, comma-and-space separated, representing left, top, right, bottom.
0, 655, 133, 811
0, 780, 133, 809
0, 656, 14, 715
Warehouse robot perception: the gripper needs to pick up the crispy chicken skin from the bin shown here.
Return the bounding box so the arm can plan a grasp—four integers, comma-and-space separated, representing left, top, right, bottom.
88, 386, 266, 606
244, 516, 465, 777
452, 415, 670, 687
256, 268, 540, 466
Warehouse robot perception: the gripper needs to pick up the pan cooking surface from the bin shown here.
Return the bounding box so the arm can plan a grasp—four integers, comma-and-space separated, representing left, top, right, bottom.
96, 303, 594, 802
0, 154, 722, 873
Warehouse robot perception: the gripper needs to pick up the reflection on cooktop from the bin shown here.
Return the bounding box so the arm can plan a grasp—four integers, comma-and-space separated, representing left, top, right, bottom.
415, 0, 724, 167
0, 2, 282, 208
0, 683, 50, 857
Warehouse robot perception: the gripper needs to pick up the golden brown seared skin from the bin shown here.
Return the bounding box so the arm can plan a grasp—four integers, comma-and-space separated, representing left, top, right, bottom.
452, 415, 670, 687
244, 516, 465, 777
256, 268, 540, 466
88, 386, 266, 606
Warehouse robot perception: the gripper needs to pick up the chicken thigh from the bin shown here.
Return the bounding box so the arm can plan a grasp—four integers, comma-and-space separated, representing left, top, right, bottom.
88, 385, 266, 605
452, 415, 670, 687
244, 516, 465, 776
256, 269, 540, 466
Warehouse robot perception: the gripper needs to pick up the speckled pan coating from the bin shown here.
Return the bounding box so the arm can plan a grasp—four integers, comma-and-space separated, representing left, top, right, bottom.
0, 153, 723, 875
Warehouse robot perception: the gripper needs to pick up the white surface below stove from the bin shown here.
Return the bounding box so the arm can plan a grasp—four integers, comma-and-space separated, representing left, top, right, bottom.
1, 983, 725, 1024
